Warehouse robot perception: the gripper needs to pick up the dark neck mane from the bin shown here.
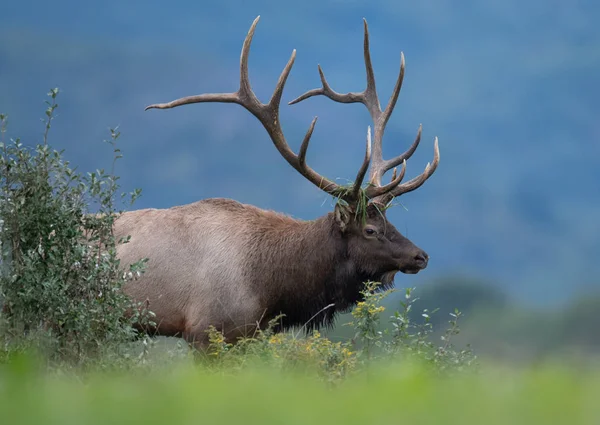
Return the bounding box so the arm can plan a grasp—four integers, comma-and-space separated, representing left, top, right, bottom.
243, 212, 391, 333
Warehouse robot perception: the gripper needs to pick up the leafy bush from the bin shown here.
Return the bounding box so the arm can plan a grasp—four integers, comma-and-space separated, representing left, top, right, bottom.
0, 89, 153, 368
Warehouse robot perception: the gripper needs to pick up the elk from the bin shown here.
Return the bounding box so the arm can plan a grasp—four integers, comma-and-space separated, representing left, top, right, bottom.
115, 16, 440, 347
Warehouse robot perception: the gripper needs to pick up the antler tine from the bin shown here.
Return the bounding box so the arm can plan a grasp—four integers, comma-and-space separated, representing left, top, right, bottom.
145, 15, 346, 197
367, 159, 407, 198
288, 65, 363, 106
377, 137, 440, 205
361, 19, 382, 119
350, 126, 372, 201
386, 123, 421, 170
288, 19, 382, 121
364, 51, 408, 189
144, 16, 263, 113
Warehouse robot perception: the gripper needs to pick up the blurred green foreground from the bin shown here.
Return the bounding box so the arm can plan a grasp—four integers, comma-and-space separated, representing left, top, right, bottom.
1, 355, 598, 425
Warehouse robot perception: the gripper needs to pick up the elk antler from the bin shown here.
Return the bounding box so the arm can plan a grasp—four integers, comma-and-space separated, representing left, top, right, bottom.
145, 16, 371, 203
289, 19, 440, 207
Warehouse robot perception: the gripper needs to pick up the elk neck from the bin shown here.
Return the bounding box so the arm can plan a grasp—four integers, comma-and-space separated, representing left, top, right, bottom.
241, 211, 374, 332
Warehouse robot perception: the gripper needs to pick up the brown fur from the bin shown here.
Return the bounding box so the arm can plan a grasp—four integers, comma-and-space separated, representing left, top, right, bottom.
114, 198, 428, 347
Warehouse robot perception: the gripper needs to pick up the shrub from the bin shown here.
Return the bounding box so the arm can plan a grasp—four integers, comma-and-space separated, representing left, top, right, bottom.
0, 89, 153, 368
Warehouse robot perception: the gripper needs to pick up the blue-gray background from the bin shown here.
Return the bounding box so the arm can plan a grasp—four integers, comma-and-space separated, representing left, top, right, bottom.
1, 0, 598, 309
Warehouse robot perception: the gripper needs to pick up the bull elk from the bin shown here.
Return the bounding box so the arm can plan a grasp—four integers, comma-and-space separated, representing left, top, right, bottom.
115, 16, 440, 347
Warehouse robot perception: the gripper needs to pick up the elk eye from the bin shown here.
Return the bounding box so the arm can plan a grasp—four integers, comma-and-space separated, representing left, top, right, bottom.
365, 228, 376, 236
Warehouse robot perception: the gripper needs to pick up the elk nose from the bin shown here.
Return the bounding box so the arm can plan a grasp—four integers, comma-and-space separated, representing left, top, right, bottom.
414, 251, 429, 268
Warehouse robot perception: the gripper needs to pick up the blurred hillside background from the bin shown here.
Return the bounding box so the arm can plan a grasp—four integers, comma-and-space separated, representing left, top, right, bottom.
1, 0, 599, 362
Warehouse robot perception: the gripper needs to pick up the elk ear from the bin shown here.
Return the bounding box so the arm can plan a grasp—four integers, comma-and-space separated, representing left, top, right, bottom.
334, 203, 353, 232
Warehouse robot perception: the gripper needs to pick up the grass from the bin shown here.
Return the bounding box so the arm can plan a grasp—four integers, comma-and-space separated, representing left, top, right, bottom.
0, 354, 598, 425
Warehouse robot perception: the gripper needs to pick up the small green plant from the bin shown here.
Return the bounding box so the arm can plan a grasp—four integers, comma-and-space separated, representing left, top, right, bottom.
387, 287, 437, 357
0, 89, 153, 369
385, 287, 477, 372
347, 280, 393, 362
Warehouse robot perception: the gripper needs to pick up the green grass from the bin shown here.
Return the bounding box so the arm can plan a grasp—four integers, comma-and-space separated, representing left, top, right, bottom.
1, 355, 598, 425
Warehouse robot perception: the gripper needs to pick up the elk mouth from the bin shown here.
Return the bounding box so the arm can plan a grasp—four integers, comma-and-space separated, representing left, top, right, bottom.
380, 266, 423, 284
398, 265, 426, 275
399, 267, 421, 275
380, 264, 424, 284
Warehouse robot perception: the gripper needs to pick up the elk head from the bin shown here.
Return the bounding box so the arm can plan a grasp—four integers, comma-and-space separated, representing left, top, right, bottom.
145, 16, 440, 283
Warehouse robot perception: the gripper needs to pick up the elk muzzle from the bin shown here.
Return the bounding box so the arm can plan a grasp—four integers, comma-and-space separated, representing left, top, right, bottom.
399, 249, 429, 274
